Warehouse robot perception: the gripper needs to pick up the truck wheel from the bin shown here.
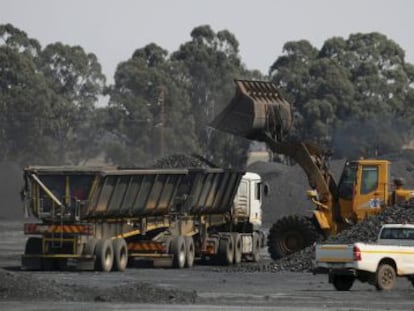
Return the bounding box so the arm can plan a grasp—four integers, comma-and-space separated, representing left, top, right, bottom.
252, 232, 261, 262
22, 237, 43, 271
184, 236, 195, 268
112, 238, 128, 272
332, 275, 354, 291
375, 264, 396, 290
25, 237, 42, 255
218, 236, 234, 265
170, 236, 186, 269
232, 233, 242, 264
95, 239, 114, 272
83, 238, 98, 256
267, 215, 321, 260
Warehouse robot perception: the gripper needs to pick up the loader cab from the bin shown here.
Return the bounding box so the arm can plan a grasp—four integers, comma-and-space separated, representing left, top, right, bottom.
337, 160, 389, 223
233, 172, 263, 228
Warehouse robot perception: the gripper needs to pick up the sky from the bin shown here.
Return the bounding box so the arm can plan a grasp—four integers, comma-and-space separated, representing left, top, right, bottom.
2, 0, 414, 83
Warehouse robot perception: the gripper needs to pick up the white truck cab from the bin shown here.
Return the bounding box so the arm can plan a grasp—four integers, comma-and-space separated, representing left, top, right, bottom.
233, 172, 263, 228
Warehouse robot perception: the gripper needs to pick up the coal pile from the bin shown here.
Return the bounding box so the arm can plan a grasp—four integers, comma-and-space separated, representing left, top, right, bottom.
267, 205, 414, 273
151, 154, 216, 169
225, 205, 414, 274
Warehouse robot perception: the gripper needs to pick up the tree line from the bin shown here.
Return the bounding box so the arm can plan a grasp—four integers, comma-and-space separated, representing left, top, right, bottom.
1, 23, 413, 168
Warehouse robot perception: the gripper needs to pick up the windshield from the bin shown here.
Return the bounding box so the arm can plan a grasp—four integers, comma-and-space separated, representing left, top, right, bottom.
337, 162, 357, 200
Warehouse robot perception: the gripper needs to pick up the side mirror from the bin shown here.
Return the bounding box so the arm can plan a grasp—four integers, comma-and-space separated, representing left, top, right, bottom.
263, 183, 270, 196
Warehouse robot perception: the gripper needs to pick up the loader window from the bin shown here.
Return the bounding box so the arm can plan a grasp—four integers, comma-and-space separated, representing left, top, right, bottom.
361, 166, 378, 195
338, 163, 357, 200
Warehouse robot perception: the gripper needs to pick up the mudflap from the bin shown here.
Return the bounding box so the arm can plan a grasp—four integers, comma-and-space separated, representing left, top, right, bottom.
21, 256, 42, 271
73, 257, 96, 271
153, 256, 174, 268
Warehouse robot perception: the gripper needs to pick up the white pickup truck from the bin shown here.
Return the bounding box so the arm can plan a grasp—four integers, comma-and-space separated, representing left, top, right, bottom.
313, 224, 414, 291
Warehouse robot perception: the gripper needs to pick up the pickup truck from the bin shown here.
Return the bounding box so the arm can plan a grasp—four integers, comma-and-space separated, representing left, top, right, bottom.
313, 224, 414, 291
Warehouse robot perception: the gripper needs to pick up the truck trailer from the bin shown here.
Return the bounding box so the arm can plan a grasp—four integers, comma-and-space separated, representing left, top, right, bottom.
21, 166, 265, 271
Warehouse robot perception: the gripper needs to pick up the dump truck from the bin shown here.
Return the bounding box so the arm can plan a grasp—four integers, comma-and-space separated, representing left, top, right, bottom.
211, 79, 414, 260
21, 166, 265, 271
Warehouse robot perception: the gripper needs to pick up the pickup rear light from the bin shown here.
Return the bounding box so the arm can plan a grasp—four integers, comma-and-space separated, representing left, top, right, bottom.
353, 245, 361, 261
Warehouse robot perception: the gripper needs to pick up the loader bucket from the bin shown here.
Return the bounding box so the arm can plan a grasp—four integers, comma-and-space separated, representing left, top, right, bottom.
210, 80, 292, 142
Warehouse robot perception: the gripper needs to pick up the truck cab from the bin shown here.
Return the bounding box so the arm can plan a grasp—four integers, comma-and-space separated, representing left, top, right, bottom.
233, 172, 263, 229
336, 159, 414, 227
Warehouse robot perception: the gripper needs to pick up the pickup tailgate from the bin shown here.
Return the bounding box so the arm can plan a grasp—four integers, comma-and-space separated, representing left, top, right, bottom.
314, 244, 356, 272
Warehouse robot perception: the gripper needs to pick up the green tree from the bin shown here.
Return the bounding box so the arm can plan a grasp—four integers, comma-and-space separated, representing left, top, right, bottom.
171, 25, 255, 168
106, 43, 197, 166
270, 33, 414, 158
0, 24, 54, 164
39, 42, 106, 164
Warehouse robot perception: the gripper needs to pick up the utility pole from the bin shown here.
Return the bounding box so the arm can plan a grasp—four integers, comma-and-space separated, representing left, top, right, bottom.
157, 87, 166, 157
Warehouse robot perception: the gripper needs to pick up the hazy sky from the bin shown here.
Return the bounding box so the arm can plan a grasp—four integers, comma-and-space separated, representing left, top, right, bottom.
2, 0, 413, 83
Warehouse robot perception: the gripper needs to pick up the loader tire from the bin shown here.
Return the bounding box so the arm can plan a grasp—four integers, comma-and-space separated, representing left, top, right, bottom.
267, 215, 321, 260
95, 239, 114, 272
170, 236, 186, 269
112, 238, 128, 272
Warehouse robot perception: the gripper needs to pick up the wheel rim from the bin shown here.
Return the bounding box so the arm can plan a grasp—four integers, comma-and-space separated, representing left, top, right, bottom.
381, 268, 394, 287
281, 232, 304, 253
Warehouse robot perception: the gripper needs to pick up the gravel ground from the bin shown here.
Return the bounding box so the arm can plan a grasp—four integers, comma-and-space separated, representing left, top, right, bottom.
0, 268, 197, 303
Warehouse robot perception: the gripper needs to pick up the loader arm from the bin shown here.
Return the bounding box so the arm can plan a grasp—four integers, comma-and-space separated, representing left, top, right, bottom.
211, 79, 337, 203
261, 134, 337, 207
210, 79, 338, 221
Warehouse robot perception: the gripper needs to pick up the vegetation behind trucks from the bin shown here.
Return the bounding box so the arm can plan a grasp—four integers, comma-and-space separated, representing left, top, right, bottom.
21, 166, 265, 271
210, 79, 414, 260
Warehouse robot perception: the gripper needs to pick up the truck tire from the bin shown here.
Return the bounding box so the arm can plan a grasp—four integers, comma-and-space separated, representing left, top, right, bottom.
22, 237, 43, 271
184, 236, 195, 268
83, 238, 98, 256
25, 237, 42, 255
252, 232, 261, 262
332, 275, 354, 291
375, 263, 396, 291
95, 239, 114, 272
170, 236, 186, 269
267, 215, 321, 260
218, 236, 234, 265
112, 238, 128, 272
232, 233, 242, 264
